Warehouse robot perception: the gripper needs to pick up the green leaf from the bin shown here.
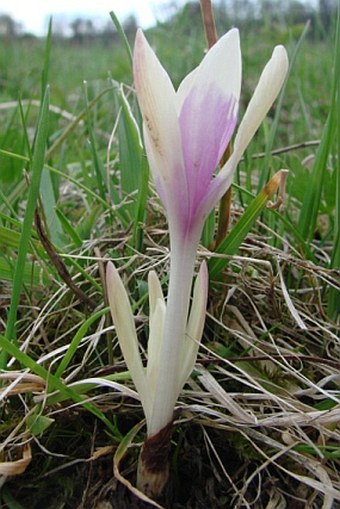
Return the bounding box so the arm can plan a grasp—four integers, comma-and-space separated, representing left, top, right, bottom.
109, 11, 133, 70
55, 307, 109, 379
0, 257, 47, 286
209, 171, 285, 279
0, 334, 120, 439
56, 207, 83, 247
40, 169, 64, 246
328, 7, 340, 320
113, 84, 149, 248
1, 86, 50, 368
27, 414, 54, 437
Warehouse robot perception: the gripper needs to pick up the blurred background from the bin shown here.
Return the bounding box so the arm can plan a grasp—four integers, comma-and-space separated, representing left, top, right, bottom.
0, 0, 337, 156
0, 0, 336, 39
0, 0, 337, 133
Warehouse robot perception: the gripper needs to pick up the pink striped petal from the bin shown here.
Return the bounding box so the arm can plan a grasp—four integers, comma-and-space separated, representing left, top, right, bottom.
179, 87, 237, 223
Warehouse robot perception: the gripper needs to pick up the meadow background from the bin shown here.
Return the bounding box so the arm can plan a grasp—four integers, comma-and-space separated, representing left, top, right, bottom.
0, 0, 339, 507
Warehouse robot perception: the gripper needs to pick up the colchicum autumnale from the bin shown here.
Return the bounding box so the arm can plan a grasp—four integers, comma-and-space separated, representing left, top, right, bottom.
106, 28, 288, 497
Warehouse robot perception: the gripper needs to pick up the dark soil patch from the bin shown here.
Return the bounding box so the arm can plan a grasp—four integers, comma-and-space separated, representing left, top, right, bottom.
3, 414, 248, 509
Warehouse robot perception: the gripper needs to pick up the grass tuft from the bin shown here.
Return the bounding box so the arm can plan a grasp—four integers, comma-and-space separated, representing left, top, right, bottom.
0, 3, 339, 507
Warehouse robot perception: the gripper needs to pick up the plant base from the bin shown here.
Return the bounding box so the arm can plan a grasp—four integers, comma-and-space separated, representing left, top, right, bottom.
137, 421, 173, 499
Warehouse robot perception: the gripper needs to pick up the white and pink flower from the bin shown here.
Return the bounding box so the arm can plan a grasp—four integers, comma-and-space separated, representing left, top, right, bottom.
107, 28, 288, 439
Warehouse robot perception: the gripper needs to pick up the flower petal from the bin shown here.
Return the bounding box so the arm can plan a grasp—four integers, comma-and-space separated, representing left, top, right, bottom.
177, 29, 241, 226
178, 261, 208, 390
179, 91, 237, 223
147, 270, 166, 401
177, 28, 241, 112
133, 29, 189, 222
148, 269, 165, 314
147, 297, 166, 405
106, 262, 152, 420
232, 44, 289, 161
198, 45, 289, 220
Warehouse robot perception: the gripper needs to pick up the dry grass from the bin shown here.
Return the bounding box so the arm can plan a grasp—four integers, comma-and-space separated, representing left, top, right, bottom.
0, 209, 339, 508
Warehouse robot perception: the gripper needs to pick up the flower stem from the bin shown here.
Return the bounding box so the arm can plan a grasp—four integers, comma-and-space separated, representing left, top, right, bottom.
214, 142, 234, 249
147, 236, 198, 437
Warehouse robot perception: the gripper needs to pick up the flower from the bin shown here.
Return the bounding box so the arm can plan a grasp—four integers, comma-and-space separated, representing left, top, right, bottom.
107, 28, 288, 439
133, 28, 288, 248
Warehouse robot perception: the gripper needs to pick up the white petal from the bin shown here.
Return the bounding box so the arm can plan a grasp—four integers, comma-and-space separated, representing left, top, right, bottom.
177, 28, 241, 113
146, 271, 166, 404
204, 44, 289, 210
146, 297, 166, 405
148, 269, 165, 315
106, 262, 152, 420
178, 261, 208, 390
176, 67, 197, 113
232, 45, 289, 160
133, 29, 185, 192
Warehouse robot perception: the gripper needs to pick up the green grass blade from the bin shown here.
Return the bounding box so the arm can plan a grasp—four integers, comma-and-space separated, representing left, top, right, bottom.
41, 18, 53, 99
46, 164, 110, 210
209, 171, 285, 280
1, 487, 25, 509
298, 13, 339, 243
18, 96, 33, 161
114, 85, 142, 215
109, 11, 133, 69
55, 207, 82, 247
328, 6, 340, 320
201, 210, 216, 249
113, 84, 149, 248
0, 149, 28, 163
297, 111, 336, 241
0, 185, 18, 218
83, 82, 107, 202
132, 154, 150, 251
257, 21, 310, 191
55, 307, 109, 379
0, 334, 120, 438
1, 87, 50, 369
44, 372, 131, 405
0, 225, 35, 250
45, 87, 111, 159
0, 257, 47, 286
40, 169, 64, 246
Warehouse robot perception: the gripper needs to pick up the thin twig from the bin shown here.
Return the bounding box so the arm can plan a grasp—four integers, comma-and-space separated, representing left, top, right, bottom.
198, 354, 340, 369
215, 144, 233, 248
95, 247, 114, 364
200, 0, 234, 250
200, 0, 218, 48
34, 208, 97, 310
248, 139, 320, 161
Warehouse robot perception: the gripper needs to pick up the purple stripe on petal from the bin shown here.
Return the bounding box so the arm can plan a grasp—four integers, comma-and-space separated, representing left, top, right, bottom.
143, 125, 191, 234
179, 83, 238, 225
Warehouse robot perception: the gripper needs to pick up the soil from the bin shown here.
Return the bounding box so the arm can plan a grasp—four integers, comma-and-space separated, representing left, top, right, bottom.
3, 412, 326, 509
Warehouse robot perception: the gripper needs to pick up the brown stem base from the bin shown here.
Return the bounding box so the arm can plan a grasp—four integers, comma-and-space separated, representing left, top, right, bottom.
137, 421, 173, 499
